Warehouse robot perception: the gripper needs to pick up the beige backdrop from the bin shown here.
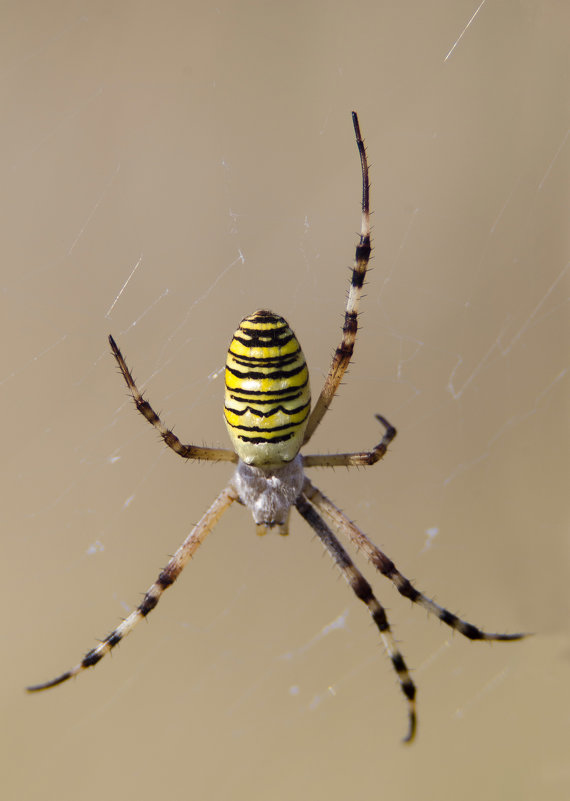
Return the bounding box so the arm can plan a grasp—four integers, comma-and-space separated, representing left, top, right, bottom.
2, 2, 568, 800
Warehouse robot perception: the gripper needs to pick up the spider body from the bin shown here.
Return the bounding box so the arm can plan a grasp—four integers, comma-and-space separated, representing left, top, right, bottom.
28, 113, 525, 743
224, 310, 311, 468
225, 309, 310, 535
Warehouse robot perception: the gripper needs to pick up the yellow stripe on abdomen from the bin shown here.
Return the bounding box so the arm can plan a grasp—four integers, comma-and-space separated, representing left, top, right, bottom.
224, 310, 311, 467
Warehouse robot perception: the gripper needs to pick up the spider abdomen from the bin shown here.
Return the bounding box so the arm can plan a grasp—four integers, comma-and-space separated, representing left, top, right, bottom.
224, 310, 311, 467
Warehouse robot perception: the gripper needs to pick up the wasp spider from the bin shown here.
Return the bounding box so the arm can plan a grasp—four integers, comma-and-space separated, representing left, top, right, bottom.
28, 113, 525, 742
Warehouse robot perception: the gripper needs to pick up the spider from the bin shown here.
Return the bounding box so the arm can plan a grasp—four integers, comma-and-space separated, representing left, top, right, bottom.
28, 112, 525, 742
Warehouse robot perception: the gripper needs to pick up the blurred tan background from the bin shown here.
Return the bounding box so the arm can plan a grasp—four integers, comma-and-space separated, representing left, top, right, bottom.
2, 2, 568, 800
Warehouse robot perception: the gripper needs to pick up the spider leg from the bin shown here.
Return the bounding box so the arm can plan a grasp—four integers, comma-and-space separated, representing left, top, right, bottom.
303, 414, 396, 467
27, 485, 238, 692
296, 491, 417, 744
303, 478, 527, 642
109, 335, 238, 463
303, 112, 371, 446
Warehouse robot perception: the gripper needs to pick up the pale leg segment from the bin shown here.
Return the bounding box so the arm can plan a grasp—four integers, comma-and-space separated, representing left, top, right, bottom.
303, 414, 396, 467
27, 485, 238, 691
296, 490, 417, 743
303, 112, 371, 446
303, 478, 526, 642
109, 335, 237, 463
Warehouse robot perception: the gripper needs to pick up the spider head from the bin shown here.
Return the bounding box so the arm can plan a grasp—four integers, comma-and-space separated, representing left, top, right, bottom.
230, 455, 305, 537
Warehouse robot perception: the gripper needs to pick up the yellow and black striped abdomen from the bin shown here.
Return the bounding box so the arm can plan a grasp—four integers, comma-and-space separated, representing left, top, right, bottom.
224, 310, 311, 467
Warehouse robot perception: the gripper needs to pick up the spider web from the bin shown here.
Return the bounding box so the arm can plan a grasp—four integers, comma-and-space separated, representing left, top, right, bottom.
1, 3, 569, 801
